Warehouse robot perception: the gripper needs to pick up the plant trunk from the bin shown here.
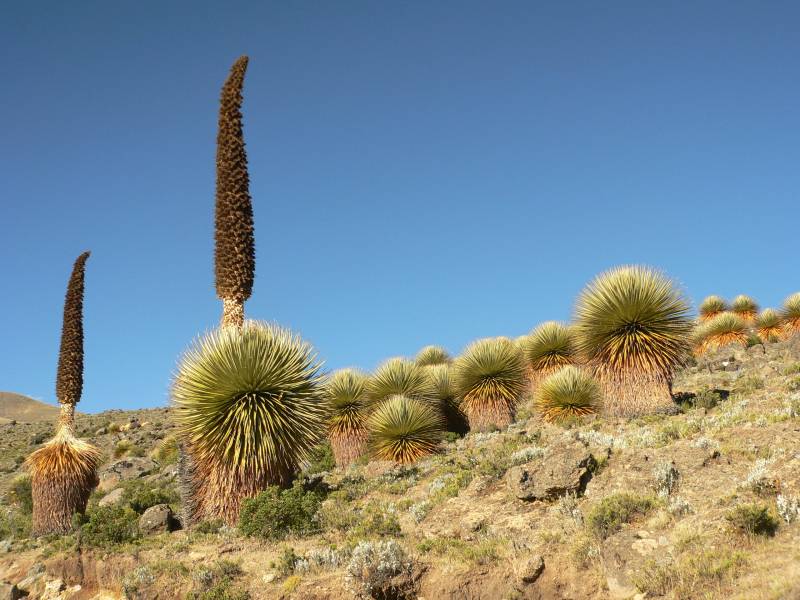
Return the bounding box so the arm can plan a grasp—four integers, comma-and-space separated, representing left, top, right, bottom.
221, 297, 245, 329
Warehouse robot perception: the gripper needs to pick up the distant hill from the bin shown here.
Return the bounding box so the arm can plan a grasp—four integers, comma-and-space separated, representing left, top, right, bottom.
0, 391, 61, 423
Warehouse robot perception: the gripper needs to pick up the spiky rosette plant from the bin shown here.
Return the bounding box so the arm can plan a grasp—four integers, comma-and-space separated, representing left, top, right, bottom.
173, 321, 327, 524
367, 357, 436, 406
731, 295, 758, 323
781, 292, 800, 337
414, 345, 451, 367
26, 252, 101, 536
573, 266, 692, 418
452, 337, 527, 431
755, 308, 783, 343
692, 312, 749, 355
215, 55, 255, 329
534, 366, 601, 424
367, 395, 444, 464
699, 295, 728, 322
521, 321, 578, 389
324, 369, 370, 467
425, 364, 469, 435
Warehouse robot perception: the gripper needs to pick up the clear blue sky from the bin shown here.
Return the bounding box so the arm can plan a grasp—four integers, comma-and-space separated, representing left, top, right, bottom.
2, 2, 798, 412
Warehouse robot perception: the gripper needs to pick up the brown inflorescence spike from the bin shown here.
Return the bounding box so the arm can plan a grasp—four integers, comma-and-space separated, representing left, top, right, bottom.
55, 251, 90, 406
215, 56, 255, 311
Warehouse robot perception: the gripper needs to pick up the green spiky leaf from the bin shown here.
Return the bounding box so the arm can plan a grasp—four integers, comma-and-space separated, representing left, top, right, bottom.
414, 345, 451, 367
535, 366, 601, 424
172, 322, 326, 479
782, 292, 800, 336
573, 265, 692, 379
367, 395, 444, 464
368, 358, 436, 405
755, 308, 783, 342
452, 337, 526, 431
698, 295, 728, 321
324, 368, 370, 436
692, 312, 748, 354
521, 321, 577, 374
731, 295, 758, 321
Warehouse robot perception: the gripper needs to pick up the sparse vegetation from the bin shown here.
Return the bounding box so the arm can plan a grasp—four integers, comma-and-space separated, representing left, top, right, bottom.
587, 493, 655, 538
726, 503, 779, 536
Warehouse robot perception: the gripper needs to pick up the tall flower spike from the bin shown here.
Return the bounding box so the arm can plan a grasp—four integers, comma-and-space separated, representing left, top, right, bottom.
215, 55, 255, 328
27, 251, 100, 535
55, 251, 90, 411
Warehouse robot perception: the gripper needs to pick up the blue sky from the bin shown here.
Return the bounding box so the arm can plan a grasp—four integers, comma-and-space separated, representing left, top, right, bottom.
1, 1, 798, 412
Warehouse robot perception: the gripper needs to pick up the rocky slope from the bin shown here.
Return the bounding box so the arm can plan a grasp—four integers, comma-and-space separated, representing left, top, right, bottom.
1, 337, 800, 599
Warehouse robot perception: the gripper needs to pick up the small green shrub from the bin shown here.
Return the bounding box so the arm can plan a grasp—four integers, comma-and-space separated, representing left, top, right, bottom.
726, 503, 778, 536
787, 377, 800, 392
113, 440, 131, 458
7, 475, 33, 514
347, 501, 401, 541
733, 375, 764, 394
239, 483, 323, 540
275, 546, 299, 577
303, 442, 336, 475
693, 389, 723, 410
744, 334, 763, 349
587, 493, 655, 539
781, 363, 800, 376
76, 505, 140, 548
0, 508, 32, 540
194, 519, 224, 534
121, 480, 180, 514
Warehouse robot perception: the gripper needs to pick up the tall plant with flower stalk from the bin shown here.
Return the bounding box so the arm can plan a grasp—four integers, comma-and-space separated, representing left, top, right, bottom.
215, 55, 255, 329
781, 292, 800, 338
573, 266, 692, 417
692, 312, 749, 355
520, 321, 578, 391
324, 369, 370, 467
731, 295, 758, 323
698, 295, 728, 322
26, 252, 100, 536
755, 309, 783, 343
452, 337, 527, 431
173, 56, 327, 525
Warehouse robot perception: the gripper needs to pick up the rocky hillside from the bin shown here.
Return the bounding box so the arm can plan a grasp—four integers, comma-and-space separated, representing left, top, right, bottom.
2, 338, 800, 600
0, 393, 61, 425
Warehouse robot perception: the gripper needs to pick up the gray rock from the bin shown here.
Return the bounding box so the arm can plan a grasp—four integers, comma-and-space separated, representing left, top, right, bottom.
94, 427, 108, 436
0, 582, 27, 600
98, 487, 125, 507
139, 504, 179, 535
506, 442, 596, 501
518, 555, 545, 584
98, 457, 158, 491
0, 540, 11, 553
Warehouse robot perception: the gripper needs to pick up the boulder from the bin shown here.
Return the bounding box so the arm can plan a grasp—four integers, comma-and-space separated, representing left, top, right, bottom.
506, 441, 596, 501
138, 504, 179, 535
97, 487, 125, 507
518, 554, 545, 584
0, 582, 27, 600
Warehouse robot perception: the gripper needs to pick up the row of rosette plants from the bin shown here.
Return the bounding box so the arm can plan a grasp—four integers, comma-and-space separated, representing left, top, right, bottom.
24, 55, 800, 535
